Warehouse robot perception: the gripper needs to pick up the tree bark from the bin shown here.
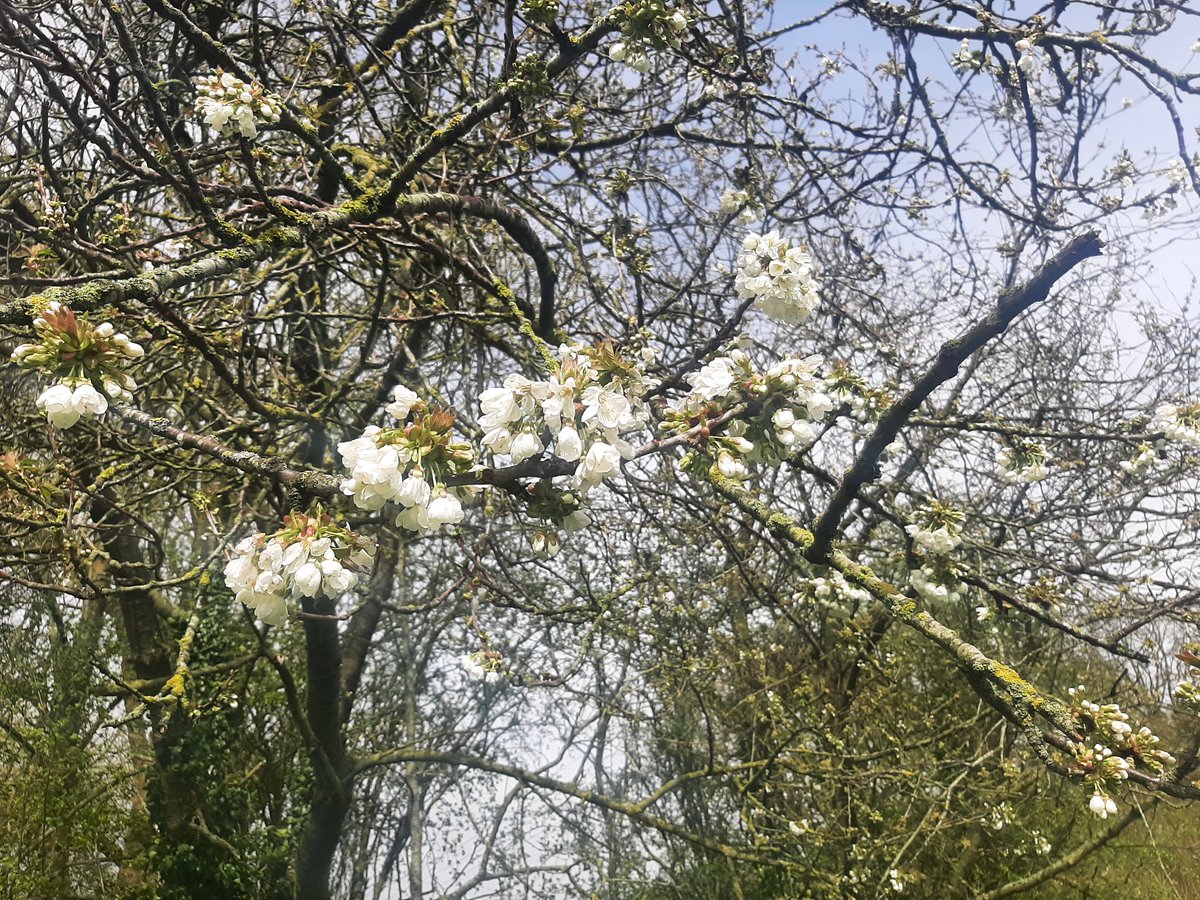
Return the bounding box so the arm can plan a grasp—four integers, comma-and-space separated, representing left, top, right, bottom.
294, 597, 351, 900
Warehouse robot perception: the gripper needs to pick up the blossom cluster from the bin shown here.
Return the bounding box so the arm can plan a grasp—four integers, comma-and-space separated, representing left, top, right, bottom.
1166, 157, 1189, 189
793, 571, 871, 614
734, 231, 821, 325
1015, 37, 1039, 76
607, 2, 688, 74
12, 302, 143, 428
1150, 402, 1200, 447
995, 439, 1051, 484
718, 187, 761, 226
666, 348, 832, 478
909, 564, 965, 605
480, 341, 654, 492
950, 38, 987, 73
194, 71, 281, 139
1119, 442, 1158, 475
476, 341, 653, 553
1139, 156, 1194, 220
223, 510, 374, 625
338, 386, 475, 532
460, 650, 503, 683
903, 500, 963, 555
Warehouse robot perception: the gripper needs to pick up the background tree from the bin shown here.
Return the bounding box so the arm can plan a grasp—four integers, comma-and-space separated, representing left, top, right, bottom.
2, 1, 1200, 897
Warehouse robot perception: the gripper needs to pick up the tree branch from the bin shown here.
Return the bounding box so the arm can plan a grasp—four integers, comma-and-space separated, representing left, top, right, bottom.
808, 230, 1104, 560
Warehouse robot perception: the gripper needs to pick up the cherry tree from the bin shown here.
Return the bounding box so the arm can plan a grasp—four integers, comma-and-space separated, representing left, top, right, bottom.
2, 0, 1200, 896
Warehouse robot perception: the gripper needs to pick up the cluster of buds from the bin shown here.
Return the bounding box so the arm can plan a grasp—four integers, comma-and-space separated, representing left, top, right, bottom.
524, 480, 592, 559
1071, 742, 1129, 819
338, 386, 476, 532
607, 1, 689, 74
902, 499, 964, 555
950, 38, 987, 74
995, 438, 1051, 484
223, 509, 375, 625
1067, 685, 1177, 818
792, 571, 871, 614
12, 302, 143, 428
1071, 689, 1130, 736
194, 70, 281, 139
1174, 646, 1200, 711
1072, 693, 1175, 772
827, 364, 894, 423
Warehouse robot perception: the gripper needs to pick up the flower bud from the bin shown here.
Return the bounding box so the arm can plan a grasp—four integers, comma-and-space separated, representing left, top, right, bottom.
10, 344, 37, 364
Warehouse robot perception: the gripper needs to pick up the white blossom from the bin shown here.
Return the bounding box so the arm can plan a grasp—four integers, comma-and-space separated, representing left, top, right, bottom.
339, 392, 475, 533
687, 357, 738, 401
223, 513, 373, 625
716, 451, 748, 480
556, 425, 583, 461
735, 231, 820, 324
532, 529, 561, 559
562, 510, 591, 532
575, 441, 622, 489
718, 187, 761, 225
386, 385, 421, 420
1119, 443, 1158, 475
510, 430, 544, 464
16, 305, 144, 414
905, 524, 961, 554
461, 651, 501, 683
194, 71, 281, 139
1151, 402, 1200, 446
293, 561, 323, 597
951, 38, 984, 73
395, 474, 432, 509
36, 380, 108, 428
909, 566, 963, 604
1015, 38, 1039, 76
426, 492, 464, 529
478, 342, 654, 499
799, 572, 872, 610
607, 5, 686, 75
1166, 158, 1189, 189
1089, 791, 1118, 819
995, 443, 1051, 484
479, 386, 522, 430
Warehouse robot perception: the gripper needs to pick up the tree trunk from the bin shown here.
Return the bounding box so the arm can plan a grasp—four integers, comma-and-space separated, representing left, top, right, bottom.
295, 597, 351, 900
